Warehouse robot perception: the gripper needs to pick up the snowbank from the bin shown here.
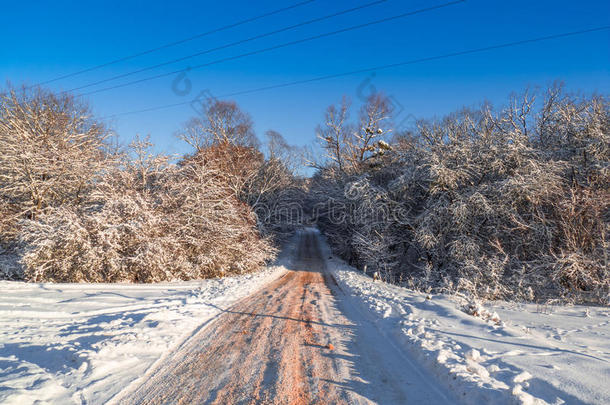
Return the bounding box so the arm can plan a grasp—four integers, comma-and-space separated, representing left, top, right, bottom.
0, 251, 292, 404
318, 231, 610, 405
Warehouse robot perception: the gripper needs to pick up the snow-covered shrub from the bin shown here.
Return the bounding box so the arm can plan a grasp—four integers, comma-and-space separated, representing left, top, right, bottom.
0, 91, 305, 283
178, 102, 307, 242
312, 86, 609, 304
0, 86, 112, 242
18, 137, 276, 282
0, 245, 21, 280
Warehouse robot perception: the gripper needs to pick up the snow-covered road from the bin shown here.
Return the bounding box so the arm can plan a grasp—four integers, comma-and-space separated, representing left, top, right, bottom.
122, 229, 455, 404
1, 228, 608, 404
0, 256, 288, 404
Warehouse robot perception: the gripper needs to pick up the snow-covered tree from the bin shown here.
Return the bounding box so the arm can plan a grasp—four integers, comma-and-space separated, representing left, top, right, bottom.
0, 86, 112, 241
18, 136, 276, 282
311, 85, 609, 304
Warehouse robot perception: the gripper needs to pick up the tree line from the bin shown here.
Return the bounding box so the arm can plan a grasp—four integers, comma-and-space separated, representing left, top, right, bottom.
0, 86, 305, 282
1, 83, 607, 305
310, 84, 608, 304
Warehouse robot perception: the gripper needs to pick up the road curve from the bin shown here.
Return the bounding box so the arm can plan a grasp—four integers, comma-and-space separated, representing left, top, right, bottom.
122, 230, 454, 404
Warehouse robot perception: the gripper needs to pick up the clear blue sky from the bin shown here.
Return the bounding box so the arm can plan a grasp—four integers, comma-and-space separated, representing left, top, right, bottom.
1, 0, 608, 157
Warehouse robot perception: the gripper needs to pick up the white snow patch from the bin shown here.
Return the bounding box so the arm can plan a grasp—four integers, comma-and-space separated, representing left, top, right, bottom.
0, 238, 297, 404
317, 230, 610, 405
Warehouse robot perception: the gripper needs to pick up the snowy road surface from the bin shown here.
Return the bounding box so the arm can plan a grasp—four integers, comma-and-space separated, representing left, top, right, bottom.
2, 229, 608, 404
123, 230, 455, 404
0, 263, 286, 404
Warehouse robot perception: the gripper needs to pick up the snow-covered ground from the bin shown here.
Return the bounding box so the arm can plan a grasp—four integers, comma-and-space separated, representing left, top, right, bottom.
319, 232, 610, 405
1, 229, 608, 405
0, 244, 294, 404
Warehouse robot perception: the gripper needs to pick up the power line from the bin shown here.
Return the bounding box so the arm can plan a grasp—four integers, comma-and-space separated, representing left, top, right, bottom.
66, 0, 389, 93
34, 0, 316, 87
100, 25, 610, 119
78, 1, 465, 96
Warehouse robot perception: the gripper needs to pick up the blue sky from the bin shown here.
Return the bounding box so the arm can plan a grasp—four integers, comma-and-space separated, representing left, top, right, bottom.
1, 0, 608, 157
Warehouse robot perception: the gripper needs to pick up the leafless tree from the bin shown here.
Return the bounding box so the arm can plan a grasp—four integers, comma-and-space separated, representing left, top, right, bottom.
178, 100, 306, 240
178, 100, 259, 149
0, 86, 112, 241
316, 93, 392, 174
348, 93, 392, 168
316, 96, 351, 172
